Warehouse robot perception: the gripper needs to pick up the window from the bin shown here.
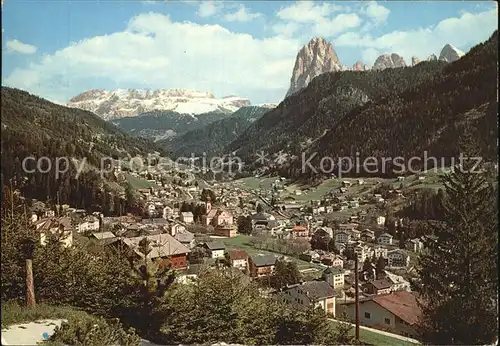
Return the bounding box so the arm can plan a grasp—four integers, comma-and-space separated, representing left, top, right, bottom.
384, 318, 391, 325
364, 312, 371, 319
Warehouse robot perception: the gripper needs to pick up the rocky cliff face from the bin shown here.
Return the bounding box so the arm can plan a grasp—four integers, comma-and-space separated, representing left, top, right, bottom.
286, 37, 342, 97
427, 54, 438, 62
411, 56, 421, 66
372, 53, 407, 70
352, 61, 369, 71
67, 88, 250, 120
439, 44, 464, 62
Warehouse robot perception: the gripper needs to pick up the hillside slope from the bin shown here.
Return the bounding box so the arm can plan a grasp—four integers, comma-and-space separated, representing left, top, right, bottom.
227, 31, 497, 179
1, 87, 165, 211
165, 106, 271, 158
228, 60, 447, 159
113, 110, 231, 142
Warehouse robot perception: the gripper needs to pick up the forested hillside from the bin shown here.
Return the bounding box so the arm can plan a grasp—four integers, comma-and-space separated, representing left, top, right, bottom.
228, 60, 447, 158
113, 110, 230, 142
165, 106, 270, 158
1, 87, 165, 212
292, 30, 498, 178
227, 31, 497, 180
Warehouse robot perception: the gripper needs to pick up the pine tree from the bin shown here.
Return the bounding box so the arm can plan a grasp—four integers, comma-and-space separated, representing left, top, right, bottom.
415, 164, 498, 344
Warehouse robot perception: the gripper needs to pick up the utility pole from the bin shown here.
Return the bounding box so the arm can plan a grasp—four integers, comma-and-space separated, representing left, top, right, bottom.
354, 255, 360, 342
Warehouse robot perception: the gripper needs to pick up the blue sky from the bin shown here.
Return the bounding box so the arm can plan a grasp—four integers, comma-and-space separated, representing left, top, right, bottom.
1, 1, 497, 104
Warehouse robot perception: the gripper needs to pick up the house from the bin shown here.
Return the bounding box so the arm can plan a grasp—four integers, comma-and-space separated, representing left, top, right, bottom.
113, 233, 190, 270
342, 181, 352, 187
248, 254, 277, 277
226, 250, 249, 271
362, 279, 393, 295
377, 233, 393, 245
406, 238, 424, 253
280, 281, 337, 316
170, 223, 186, 235
215, 210, 234, 226
373, 195, 385, 203
370, 246, 388, 259
314, 227, 334, 238
172, 228, 196, 249
90, 231, 116, 241
397, 176, 405, 182
361, 229, 375, 242
322, 266, 345, 289
376, 216, 386, 226
36, 217, 73, 248
335, 231, 350, 244
180, 212, 194, 224
339, 291, 422, 339
76, 215, 100, 233
357, 179, 365, 185
214, 222, 237, 238
146, 203, 157, 217
44, 210, 56, 217
384, 271, 411, 292
203, 241, 226, 258
291, 225, 308, 238
162, 206, 174, 219
349, 200, 360, 208
339, 223, 358, 232
387, 249, 410, 267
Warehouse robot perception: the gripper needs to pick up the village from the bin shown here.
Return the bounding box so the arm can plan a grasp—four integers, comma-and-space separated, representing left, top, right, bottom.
29, 167, 444, 343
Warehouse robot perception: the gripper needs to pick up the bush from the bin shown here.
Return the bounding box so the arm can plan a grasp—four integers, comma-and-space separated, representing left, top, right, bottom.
46, 315, 140, 346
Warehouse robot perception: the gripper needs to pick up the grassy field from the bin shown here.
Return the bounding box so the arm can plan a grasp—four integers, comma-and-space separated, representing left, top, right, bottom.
124, 173, 156, 189
329, 320, 419, 346
222, 235, 324, 277
236, 177, 278, 190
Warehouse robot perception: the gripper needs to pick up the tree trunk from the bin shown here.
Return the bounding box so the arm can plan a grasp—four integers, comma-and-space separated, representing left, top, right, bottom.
26, 259, 36, 307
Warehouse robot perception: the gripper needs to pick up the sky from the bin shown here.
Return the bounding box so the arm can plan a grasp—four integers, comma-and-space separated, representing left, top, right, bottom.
1, 0, 498, 105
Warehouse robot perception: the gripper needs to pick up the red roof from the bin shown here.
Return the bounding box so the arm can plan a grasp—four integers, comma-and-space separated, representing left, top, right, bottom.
292, 225, 307, 232
228, 250, 248, 260
372, 291, 422, 325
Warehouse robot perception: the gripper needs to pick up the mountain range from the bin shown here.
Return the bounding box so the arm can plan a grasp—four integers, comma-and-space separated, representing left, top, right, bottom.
226, 30, 497, 179
67, 88, 250, 120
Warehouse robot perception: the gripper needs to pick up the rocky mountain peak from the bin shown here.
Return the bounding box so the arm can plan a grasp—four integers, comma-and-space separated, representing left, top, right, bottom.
67, 88, 249, 120
372, 53, 407, 70
439, 44, 464, 63
352, 61, 369, 71
411, 56, 421, 66
427, 54, 438, 61
285, 37, 341, 97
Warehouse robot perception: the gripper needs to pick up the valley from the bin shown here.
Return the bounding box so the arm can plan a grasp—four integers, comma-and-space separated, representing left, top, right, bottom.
1, 2, 498, 345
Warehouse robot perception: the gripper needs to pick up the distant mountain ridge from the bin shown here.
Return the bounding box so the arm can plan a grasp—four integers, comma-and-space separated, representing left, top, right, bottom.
162, 106, 271, 158
68, 88, 250, 120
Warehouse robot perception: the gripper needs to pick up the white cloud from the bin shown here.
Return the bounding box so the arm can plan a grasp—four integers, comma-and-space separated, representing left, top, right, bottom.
276, 2, 344, 23
6, 39, 37, 54
361, 1, 390, 24
312, 13, 361, 37
223, 5, 262, 22
335, 8, 497, 65
197, 0, 220, 18
4, 13, 300, 104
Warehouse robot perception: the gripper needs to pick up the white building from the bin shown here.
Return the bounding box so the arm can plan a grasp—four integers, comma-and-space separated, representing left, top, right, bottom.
376, 216, 386, 226
377, 233, 393, 245
335, 231, 351, 244
76, 216, 100, 233
387, 250, 410, 267
180, 212, 194, 224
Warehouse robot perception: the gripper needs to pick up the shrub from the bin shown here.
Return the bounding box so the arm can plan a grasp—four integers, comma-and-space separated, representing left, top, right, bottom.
46, 315, 140, 346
